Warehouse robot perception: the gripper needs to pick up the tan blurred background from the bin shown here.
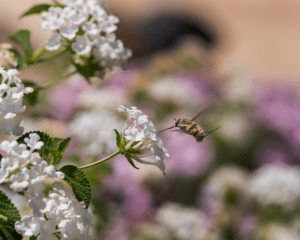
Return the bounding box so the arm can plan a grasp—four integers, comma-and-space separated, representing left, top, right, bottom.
1, 0, 300, 79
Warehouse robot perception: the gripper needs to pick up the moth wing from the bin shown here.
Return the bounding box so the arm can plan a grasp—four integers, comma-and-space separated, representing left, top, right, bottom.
191, 109, 207, 121
191, 105, 220, 124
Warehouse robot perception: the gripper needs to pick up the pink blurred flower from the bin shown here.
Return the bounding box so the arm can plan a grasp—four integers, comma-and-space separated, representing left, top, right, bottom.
50, 75, 90, 121
103, 155, 153, 226
162, 131, 214, 177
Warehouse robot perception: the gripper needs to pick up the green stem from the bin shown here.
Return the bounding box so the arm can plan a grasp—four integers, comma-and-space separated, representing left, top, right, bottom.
30, 48, 68, 65
29, 45, 47, 63
0, 213, 7, 221
79, 150, 121, 170
40, 70, 77, 90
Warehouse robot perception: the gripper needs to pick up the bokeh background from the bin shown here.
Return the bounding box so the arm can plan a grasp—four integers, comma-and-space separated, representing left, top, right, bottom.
2, 0, 300, 239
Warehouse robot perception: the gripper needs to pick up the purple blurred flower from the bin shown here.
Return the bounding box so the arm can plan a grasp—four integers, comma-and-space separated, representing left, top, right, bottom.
239, 215, 257, 238
103, 155, 153, 226
50, 75, 90, 121
103, 217, 130, 240
253, 139, 292, 166
107, 68, 137, 92
255, 83, 300, 157
255, 84, 300, 134
162, 130, 214, 177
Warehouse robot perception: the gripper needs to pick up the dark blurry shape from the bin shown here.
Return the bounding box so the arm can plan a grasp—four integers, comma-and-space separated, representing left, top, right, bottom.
142, 13, 217, 52
119, 12, 218, 59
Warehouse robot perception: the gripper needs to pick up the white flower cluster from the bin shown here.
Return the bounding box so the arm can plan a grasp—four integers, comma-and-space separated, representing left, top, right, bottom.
257, 223, 300, 240
247, 164, 300, 209
117, 105, 169, 176
41, 0, 132, 67
156, 203, 220, 240
15, 182, 94, 240
0, 68, 33, 135
149, 76, 202, 106
0, 43, 17, 69
70, 109, 123, 156
203, 166, 248, 213
0, 133, 93, 239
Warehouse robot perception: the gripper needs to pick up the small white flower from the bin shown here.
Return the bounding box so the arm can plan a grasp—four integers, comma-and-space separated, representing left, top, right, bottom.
10, 168, 30, 192
60, 24, 79, 40
28, 194, 47, 217
0, 68, 32, 135
5, 157, 21, 173
27, 182, 46, 198
37, 218, 57, 240
0, 168, 9, 183
71, 36, 92, 55
118, 105, 169, 176
46, 33, 61, 51
24, 133, 44, 150
83, 22, 100, 35
91, 35, 106, 47
15, 216, 39, 237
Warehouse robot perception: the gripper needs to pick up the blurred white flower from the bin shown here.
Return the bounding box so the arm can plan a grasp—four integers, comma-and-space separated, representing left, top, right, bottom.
0, 68, 33, 135
257, 223, 300, 240
218, 113, 252, 146
156, 202, 220, 240
149, 76, 202, 106
70, 109, 123, 156
0, 43, 17, 68
118, 105, 169, 176
248, 164, 300, 209
202, 166, 248, 214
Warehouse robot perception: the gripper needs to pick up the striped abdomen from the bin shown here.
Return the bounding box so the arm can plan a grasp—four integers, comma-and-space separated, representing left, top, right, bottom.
177, 119, 204, 142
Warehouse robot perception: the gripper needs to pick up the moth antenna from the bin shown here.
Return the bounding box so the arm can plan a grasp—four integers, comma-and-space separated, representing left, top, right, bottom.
157, 126, 177, 134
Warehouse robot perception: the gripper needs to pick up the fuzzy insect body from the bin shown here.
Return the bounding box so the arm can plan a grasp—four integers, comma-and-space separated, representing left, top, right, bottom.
175, 119, 205, 142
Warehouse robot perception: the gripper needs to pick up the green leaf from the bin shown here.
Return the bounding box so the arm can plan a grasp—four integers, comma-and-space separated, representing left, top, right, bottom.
0, 190, 22, 240
16, 131, 71, 165
22, 80, 39, 106
50, 137, 71, 165
30, 236, 37, 240
127, 147, 141, 154
48, 148, 61, 165
114, 129, 121, 147
59, 165, 91, 208
124, 153, 139, 169
19, 4, 51, 19
58, 137, 71, 153
7, 48, 26, 70
71, 56, 102, 82
7, 30, 33, 59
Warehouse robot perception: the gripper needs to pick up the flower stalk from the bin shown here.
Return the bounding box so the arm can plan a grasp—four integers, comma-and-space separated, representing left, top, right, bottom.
78, 150, 121, 170
40, 70, 77, 90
